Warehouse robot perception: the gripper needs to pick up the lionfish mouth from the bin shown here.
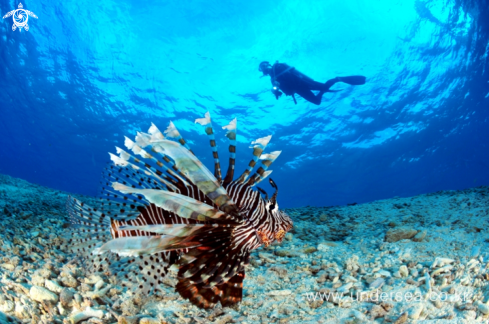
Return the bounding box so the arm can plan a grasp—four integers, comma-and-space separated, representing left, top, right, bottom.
274, 229, 287, 243
65, 111, 289, 309
256, 230, 271, 247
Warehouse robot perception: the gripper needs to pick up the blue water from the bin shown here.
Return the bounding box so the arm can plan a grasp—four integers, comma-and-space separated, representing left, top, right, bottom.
0, 0, 488, 208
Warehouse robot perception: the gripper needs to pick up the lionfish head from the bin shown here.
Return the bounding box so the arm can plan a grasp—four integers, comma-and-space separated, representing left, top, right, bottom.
265, 178, 293, 244
272, 208, 293, 244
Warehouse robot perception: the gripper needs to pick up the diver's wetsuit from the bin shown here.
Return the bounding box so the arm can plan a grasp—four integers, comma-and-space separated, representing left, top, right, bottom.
270, 62, 340, 105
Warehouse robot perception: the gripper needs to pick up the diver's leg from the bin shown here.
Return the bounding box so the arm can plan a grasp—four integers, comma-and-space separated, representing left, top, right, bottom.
295, 88, 323, 105
323, 77, 341, 91
305, 78, 340, 91
326, 76, 367, 88
304, 80, 329, 91
308, 76, 366, 91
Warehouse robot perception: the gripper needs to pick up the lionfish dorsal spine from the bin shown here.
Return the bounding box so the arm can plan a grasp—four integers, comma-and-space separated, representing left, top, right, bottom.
165, 121, 194, 154
146, 138, 240, 217
236, 135, 272, 183
133, 127, 192, 186
123, 136, 191, 187
254, 170, 273, 185
109, 147, 179, 192
246, 150, 281, 186
147, 123, 185, 169
222, 118, 237, 184
195, 112, 222, 182
269, 178, 279, 207
111, 182, 229, 222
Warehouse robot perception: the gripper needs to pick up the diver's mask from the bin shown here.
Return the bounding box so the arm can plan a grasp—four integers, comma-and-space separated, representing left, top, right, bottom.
259, 61, 272, 76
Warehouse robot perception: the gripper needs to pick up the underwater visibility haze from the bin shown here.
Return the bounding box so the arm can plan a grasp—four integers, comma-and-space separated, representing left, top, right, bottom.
1, 0, 489, 208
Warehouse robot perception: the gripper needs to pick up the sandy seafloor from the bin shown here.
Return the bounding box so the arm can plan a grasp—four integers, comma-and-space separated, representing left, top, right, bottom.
0, 174, 489, 324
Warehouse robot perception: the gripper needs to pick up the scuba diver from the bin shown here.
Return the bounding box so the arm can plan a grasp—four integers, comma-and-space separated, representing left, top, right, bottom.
259, 61, 366, 105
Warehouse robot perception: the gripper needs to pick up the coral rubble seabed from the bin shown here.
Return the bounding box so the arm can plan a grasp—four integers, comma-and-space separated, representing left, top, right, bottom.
0, 173, 489, 323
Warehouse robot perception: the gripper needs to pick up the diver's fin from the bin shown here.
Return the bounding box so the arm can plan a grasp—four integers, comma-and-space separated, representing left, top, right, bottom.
338, 75, 366, 86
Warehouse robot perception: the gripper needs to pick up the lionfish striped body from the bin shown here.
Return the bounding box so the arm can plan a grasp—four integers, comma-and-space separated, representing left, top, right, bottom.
65, 112, 293, 309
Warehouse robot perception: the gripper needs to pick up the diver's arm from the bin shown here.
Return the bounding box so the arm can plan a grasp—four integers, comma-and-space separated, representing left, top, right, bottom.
271, 88, 283, 100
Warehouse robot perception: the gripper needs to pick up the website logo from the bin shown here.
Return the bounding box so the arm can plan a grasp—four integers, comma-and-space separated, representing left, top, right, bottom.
2, 3, 38, 32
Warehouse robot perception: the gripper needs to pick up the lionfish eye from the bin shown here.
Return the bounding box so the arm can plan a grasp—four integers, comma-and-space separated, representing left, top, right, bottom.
269, 201, 276, 212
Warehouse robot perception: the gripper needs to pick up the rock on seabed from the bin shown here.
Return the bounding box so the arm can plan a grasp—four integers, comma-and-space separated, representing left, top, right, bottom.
30, 285, 59, 303
384, 226, 418, 242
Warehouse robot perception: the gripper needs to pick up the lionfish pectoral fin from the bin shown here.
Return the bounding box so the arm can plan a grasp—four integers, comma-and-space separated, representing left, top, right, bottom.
97, 235, 201, 256
112, 183, 230, 222
121, 124, 192, 192
120, 137, 188, 189
118, 224, 206, 236
63, 196, 112, 263
106, 252, 178, 296
219, 270, 245, 307
176, 279, 220, 309
63, 196, 151, 278
139, 139, 240, 217
109, 148, 179, 192
173, 222, 255, 308
165, 121, 193, 154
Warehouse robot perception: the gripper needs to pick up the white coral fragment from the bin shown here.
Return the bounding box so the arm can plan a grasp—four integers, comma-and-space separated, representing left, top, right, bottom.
68, 306, 106, 324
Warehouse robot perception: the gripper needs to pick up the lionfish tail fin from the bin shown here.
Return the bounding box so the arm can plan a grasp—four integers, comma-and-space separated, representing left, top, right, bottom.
195, 112, 222, 182
222, 118, 237, 184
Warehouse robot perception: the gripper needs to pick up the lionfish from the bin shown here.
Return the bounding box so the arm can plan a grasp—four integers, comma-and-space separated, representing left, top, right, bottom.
65, 112, 293, 309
